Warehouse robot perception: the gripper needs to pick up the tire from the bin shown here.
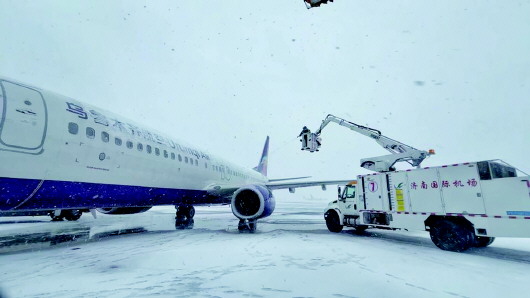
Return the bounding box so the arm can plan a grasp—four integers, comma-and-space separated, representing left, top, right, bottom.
176, 206, 195, 220
475, 236, 495, 247
237, 219, 257, 233
175, 218, 194, 230
49, 211, 64, 221
354, 225, 368, 233
248, 221, 257, 233
187, 206, 195, 219
325, 210, 343, 233
63, 210, 82, 221
429, 219, 474, 252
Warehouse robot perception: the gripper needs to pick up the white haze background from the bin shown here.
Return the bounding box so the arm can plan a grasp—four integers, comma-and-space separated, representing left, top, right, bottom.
1, 1, 529, 198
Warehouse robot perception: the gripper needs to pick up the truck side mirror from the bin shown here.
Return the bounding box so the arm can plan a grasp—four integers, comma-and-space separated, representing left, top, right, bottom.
337, 186, 342, 199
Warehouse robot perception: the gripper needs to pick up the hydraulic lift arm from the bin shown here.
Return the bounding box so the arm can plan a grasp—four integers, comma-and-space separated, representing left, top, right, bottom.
300, 114, 434, 172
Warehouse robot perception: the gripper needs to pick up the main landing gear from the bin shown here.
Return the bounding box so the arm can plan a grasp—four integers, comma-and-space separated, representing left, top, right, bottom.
50, 209, 83, 221
238, 219, 257, 233
175, 205, 195, 229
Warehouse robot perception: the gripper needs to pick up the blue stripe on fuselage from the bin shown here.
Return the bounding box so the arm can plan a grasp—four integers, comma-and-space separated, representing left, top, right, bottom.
0, 177, 226, 211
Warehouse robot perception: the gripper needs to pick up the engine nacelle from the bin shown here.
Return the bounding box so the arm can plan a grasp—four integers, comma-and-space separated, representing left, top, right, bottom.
231, 185, 275, 220
96, 207, 152, 215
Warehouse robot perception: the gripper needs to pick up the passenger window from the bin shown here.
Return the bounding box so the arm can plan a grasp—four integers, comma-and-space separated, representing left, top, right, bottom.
115, 138, 122, 146
164, 150, 168, 158
185, 157, 188, 163
155, 148, 160, 156
101, 131, 109, 143
146, 145, 152, 154
178, 154, 182, 162
86, 127, 95, 139
195, 160, 198, 166
171, 152, 175, 160
126, 141, 133, 149
68, 122, 79, 135
137, 143, 143, 151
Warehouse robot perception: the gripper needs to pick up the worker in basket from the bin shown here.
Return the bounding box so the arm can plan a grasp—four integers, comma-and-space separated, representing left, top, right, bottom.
298, 126, 310, 150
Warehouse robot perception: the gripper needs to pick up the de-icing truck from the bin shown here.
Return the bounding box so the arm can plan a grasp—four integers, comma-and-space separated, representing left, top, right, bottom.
300, 115, 530, 251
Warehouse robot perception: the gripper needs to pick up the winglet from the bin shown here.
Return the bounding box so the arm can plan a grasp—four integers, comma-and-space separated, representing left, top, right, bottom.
253, 136, 269, 176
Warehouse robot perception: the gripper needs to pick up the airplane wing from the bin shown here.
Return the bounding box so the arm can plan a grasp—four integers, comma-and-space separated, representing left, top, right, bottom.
266, 179, 354, 191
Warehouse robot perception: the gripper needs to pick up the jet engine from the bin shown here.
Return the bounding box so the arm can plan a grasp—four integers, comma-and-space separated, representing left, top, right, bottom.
96, 207, 152, 215
231, 185, 275, 220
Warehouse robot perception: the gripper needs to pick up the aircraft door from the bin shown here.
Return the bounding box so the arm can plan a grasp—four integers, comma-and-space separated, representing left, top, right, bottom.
0, 80, 47, 154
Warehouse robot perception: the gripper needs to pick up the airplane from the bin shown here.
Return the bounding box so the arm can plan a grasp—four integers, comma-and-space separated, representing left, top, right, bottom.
0, 76, 349, 232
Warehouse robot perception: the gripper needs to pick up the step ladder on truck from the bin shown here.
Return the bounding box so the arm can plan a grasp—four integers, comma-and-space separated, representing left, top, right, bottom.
300, 114, 530, 252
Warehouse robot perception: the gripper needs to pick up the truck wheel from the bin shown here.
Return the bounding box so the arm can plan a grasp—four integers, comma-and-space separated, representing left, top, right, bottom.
475, 236, 495, 247
324, 210, 343, 233
354, 225, 368, 233
429, 219, 474, 252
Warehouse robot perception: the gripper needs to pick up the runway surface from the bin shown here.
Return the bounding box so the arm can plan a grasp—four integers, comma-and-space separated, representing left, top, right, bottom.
1, 196, 529, 297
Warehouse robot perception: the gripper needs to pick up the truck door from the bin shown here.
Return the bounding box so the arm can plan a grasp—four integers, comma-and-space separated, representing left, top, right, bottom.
363, 175, 384, 211
0, 80, 47, 154
338, 184, 357, 215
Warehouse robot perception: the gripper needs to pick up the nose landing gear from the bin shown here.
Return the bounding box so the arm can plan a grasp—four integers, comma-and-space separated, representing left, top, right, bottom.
238, 219, 257, 233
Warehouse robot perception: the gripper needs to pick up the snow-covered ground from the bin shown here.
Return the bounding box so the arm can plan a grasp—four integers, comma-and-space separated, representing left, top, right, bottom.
1, 195, 529, 298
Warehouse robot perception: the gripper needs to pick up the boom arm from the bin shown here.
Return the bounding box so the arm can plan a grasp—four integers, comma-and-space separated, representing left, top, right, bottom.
301, 114, 434, 172
304, 0, 334, 9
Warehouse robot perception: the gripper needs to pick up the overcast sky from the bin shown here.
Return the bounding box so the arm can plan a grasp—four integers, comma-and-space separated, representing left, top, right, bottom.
1, 0, 529, 200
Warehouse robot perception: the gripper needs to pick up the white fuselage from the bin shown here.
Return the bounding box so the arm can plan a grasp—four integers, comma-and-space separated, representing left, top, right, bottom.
0, 77, 267, 211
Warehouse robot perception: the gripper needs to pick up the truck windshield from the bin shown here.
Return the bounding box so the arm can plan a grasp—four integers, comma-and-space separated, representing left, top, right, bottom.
490, 162, 517, 179
478, 161, 518, 180
345, 186, 356, 198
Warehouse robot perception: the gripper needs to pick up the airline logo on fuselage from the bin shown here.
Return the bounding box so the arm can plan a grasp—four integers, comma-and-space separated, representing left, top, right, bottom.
65, 102, 210, 160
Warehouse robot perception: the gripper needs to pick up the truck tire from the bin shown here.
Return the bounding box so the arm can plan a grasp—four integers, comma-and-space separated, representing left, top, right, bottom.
429, 219, 474, 252
354, 225, 368, 233
475, 236, 495, 247
325, 210, 343, 233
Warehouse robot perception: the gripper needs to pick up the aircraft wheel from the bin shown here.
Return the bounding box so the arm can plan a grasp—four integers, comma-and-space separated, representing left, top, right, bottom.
248, 221, 257, 233
324, 210, 343, 233
475, 236, 495, 247
187, 206, 195, 219
175, 218, 194, 230
176, 205, 195, 220
49, 211, 64, 221
429, 219, 474, 252
63, 210, 83, 221
238, 219, 257, 233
